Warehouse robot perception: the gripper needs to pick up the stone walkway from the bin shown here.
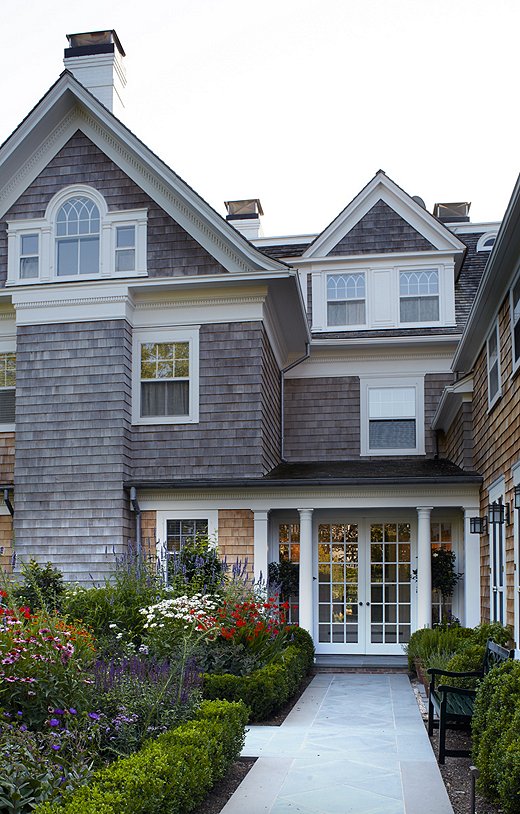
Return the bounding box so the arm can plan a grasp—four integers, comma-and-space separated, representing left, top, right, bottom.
221, 673, 453, 814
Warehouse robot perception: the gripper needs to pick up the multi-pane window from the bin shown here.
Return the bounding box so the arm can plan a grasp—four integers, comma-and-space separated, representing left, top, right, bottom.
368, 387, 416, 451
370, 523, 411, 645
327, 273, 366, 326
115, 226, 136, 272
140, 341, 190, 418
487, 321, 501, 406
399, 269, 439, 323
0, 353, 15, 424
19, 234, 39, 279
511, 275, 520, 370
166, 518, 208, 552
278, 523, 300, 624
431, 522, 454, 626
56, 197, 100, 276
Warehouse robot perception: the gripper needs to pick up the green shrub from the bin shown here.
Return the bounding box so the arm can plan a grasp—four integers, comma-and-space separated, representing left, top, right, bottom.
203, 630, 314, 722
443, 643, 486, 689
33, 700, 247, 814
11, 560, 66, 613
494, 706, 520, 814
404, 626, 471, 672
472, 660, 520, 803
468, 621, 512, 648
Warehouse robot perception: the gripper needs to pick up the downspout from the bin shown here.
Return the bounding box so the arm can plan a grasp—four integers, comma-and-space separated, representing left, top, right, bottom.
129, 486, 141, 572
3, 489, 13, 517
280, 343, 310, 462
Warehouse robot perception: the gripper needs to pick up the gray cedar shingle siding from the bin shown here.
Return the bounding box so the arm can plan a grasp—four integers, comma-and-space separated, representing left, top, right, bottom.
327, 200, 435, 255
424, 372, 454, 456
131, 322, 272, 480
14, 320, 133, 582
283, 376, 361, 461
0, 131, 228, 285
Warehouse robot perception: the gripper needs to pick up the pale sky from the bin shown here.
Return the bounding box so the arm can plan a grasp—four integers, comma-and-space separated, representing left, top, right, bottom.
1, 0, 518, 236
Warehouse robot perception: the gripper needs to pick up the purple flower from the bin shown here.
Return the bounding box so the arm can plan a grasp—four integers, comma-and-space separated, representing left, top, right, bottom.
68, 708, 77, 715
49, 718, 60, 727
88, 712, 100, 720
53, 708, 65, 715
51, 744, 61, 751
20, 724, 27, 731
16, 711, 23, 716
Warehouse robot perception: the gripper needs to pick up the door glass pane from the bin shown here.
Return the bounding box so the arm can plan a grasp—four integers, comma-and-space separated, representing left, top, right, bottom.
370, 522, 411, 645
317, 523, 358, 644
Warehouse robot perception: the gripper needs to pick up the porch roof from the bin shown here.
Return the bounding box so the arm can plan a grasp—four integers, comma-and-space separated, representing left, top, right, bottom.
126, 458, 482, 490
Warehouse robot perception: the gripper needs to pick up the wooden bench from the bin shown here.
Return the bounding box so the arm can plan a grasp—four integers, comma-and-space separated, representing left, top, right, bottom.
427, 639, 514, 764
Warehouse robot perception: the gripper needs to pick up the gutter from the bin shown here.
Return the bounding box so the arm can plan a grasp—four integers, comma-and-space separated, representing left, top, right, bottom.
129, 486, 141, 569
124, 474, 483, 490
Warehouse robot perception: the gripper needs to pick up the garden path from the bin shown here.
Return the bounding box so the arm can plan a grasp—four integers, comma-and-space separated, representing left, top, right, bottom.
220, 673, 453, 814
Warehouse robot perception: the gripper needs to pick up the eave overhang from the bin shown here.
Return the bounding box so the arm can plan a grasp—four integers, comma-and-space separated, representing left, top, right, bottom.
432, 374, 473, 432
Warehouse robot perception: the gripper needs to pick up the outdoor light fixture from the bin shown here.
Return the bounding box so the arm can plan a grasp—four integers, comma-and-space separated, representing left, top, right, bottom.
470, 515, 487, 534
488, 501, 510, 526
514, 485, 520, 511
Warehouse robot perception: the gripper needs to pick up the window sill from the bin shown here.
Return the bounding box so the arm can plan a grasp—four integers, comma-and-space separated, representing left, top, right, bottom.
0, 424, 15, 433
132, 416, 199, 426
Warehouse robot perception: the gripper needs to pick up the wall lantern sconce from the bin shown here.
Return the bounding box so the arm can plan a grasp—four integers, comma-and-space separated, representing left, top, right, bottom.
470, 515, 487, 534
514, 485, 520, 511
488, 501, 510, 526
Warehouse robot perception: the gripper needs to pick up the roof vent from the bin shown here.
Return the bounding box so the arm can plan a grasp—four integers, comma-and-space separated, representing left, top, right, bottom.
224, 199, 264, 239
412, 195, 426, 209
64, 30, 126, 117
433, 201, 471, 223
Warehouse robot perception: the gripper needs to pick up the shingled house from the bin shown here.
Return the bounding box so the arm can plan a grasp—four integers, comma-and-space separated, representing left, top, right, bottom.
0, 31, 505, 658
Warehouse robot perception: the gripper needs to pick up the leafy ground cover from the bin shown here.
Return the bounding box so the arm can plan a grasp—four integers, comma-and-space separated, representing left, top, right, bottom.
0, 541, 313, 812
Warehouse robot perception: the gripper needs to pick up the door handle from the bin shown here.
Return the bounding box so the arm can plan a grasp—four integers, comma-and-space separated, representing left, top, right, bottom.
366, 602, 371, 606
359, 601, 364, 606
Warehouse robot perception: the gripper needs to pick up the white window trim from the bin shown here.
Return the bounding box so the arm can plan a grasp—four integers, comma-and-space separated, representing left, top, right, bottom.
0, 340, 16, 432
156, 510, 219, 548
132, 326, 200, 425
477, 232, 497, 252
398, 267, 441, 328
311, 261, 453, 333
488, 477, 506, 625
325, 271, 368, 329
7, 184, 147, 286
360, 375, 425, 456
486, 320, 501, 410
510, 269, 520, 377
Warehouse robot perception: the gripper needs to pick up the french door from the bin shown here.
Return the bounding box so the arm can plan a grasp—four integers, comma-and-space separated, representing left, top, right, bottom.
316, 520, 413, 654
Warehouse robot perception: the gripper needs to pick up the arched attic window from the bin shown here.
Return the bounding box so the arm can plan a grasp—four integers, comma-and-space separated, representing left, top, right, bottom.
477, 232, 497, 252
56, 196, 100, 276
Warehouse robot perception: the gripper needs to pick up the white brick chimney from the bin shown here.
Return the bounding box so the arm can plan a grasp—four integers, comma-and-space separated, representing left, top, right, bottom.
64, 30, 126, 117
225, 199, 264, 239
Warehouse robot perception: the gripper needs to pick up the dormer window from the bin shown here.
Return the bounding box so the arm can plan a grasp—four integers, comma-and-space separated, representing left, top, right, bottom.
56, 197, 100, 276
477, 232, 497, 252
7, 185, 147, 285
399, 269, 439, 323
327, 273, 366, 326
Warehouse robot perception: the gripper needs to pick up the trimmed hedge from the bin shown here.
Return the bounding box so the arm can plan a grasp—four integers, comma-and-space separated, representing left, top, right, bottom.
203, 626, 315, 721
472, 660, 520, 812
33, 700, 248, 814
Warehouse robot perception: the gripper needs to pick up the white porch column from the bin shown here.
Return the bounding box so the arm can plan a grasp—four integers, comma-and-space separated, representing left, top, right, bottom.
253, 510, 269, 585
417, 506, 433, 629
463, 506, 482, 627
298, 508, 314, 635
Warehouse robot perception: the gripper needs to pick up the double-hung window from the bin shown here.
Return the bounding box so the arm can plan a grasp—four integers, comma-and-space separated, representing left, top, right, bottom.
327, 273, 366, 326
0, 353, 15, 427
56, 196, 100, 276
361, 377, 424, 456
487, 321, 501, 408
511, 274, 520, 373
19, 235, 39, 279
115, 225, 136, 272
399, 269, 439, 323
132, 328, 199, 424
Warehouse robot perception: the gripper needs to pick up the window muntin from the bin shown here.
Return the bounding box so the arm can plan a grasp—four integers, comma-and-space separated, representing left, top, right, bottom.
399, 269, 439, 323
140, 341, 190, 418
0, 353, 15, 425
327, 273, 366, 326
56, 196, 100, 277
511, 275, 520, 370
477, 232, 497, 252
19, 234, 39, 279
487, 321, 501, 407
368, 387, 416, 451
115, 226, 136, 272
166, 518, 208, 553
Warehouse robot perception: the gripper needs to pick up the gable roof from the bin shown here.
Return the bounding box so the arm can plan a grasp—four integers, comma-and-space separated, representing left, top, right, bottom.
302, 170, 466, 268
0, 71, 289, 278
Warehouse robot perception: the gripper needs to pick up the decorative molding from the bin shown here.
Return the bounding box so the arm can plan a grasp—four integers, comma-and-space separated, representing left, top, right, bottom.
135, 295, 265, 311
0, 111, 78, 216
14, 295, 130, 310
